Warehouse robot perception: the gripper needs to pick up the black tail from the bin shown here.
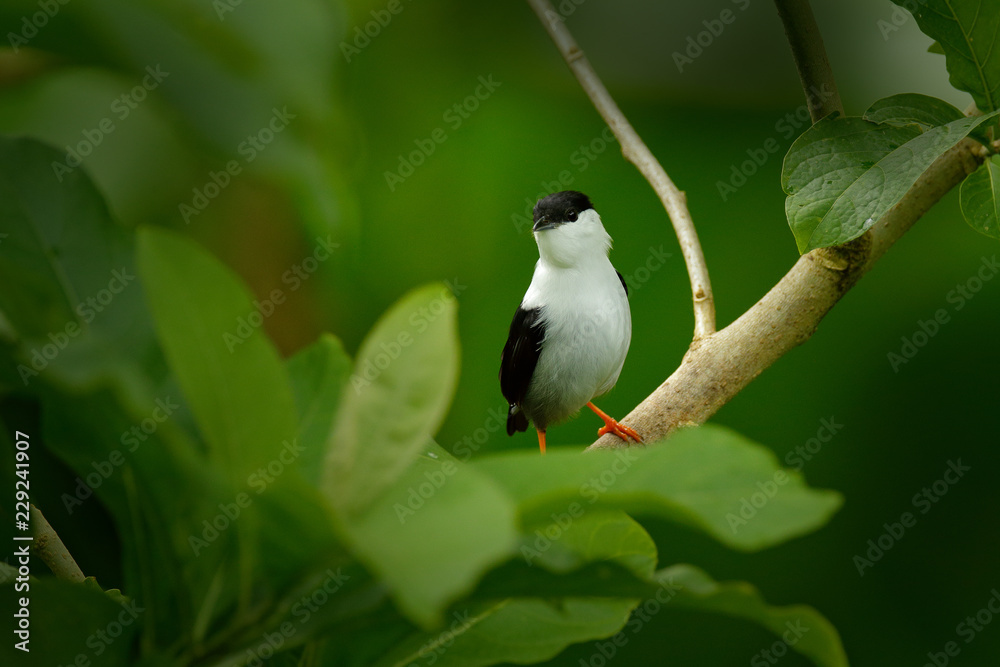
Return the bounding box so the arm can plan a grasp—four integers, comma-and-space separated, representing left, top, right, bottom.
506, 404, 529, 435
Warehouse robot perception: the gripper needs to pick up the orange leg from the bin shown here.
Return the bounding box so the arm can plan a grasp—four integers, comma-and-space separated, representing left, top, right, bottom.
537, 429, 546, 455
586, 402, 642, 443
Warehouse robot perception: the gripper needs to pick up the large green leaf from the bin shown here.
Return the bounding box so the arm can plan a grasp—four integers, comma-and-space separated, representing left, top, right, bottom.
783, 108, 1000, 252
472, 424, 842, 552
0, 136, 198, 646
287, 333, 352, 487
137, 227, 350, 646
894, 0, 1000, 112
323, 283, 460, 515
0, 136, 156, 392
371, 511, 649, 667
960, 153, 1000, 239
335, 443, 517, 627
862, 93, 964, 128
369, 511, 846, 667
0, 579, 140, 667
137, 226, 299, 484
660, 565, 847, 667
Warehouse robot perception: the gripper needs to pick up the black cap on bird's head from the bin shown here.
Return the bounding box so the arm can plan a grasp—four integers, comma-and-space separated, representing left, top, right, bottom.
532, 191, 594, 232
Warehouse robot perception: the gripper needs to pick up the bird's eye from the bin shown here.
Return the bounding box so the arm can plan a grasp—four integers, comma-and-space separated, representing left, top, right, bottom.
566, 210, 578, 221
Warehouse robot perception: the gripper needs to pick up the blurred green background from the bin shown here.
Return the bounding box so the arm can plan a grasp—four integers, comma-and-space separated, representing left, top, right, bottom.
1, 0, 997, 664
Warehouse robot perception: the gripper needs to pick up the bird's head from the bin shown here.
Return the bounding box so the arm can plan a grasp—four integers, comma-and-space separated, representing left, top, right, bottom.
532, 191, 612, 267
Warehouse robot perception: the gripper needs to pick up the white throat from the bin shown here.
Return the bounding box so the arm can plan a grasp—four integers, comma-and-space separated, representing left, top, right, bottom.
533, 209, 612, 269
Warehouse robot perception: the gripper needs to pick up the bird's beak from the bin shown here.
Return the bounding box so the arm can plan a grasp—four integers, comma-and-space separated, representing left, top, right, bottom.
532, 217, 557, 232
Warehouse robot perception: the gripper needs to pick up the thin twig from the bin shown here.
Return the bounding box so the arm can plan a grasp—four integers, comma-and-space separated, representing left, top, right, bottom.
526, 0, 716, 339
30, 504, 85, 582
774, 0, 845, 121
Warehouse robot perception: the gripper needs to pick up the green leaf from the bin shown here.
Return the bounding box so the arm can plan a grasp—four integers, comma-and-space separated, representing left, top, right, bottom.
137, 226, 299, 483
72, 0, 346, 235
371, 513, 847, 667
336, 442, 518, 627
783, 109, 1000, 252
0, 136, 115, 338
287, 334, 352, 487
894, 0, 1000, 111
137, 227, 345, 641
0, 136, 158, 392
371, 512, 649, 667
323, 283, 460, 515
372, 598, 634, 667
473, 424, 842, 552
0, 579, 140, 667
960, 154, 1000, 239
863, 93, 964, 129
664, 564, 848, 667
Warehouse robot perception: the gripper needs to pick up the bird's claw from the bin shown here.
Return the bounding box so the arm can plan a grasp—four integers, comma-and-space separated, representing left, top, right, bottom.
597, 419, 642, 443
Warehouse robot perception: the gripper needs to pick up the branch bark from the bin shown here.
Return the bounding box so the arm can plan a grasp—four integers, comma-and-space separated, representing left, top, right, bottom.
526, 0, 715, 339
774, 0, 845, 120
31, 504, 85, 582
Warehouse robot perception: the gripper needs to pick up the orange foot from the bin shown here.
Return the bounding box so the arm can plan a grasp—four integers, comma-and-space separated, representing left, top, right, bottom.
587, 402, 643, 443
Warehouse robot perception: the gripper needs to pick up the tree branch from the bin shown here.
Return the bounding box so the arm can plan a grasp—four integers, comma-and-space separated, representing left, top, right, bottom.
774, 0, 845, 120
31, 504, 85, 582
526, 0, 715, 339
588, 140, 983, 449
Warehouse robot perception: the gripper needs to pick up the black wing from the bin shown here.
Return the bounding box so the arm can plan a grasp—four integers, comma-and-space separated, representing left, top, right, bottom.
499, 305, 545, 435
616, 270, 628, 297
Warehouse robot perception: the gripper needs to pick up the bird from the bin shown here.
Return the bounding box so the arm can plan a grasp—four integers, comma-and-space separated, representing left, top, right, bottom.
499, 190, 641, 454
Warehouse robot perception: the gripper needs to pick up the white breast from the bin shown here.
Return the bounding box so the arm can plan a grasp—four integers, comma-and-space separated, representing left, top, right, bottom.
520, 255, 631, 429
